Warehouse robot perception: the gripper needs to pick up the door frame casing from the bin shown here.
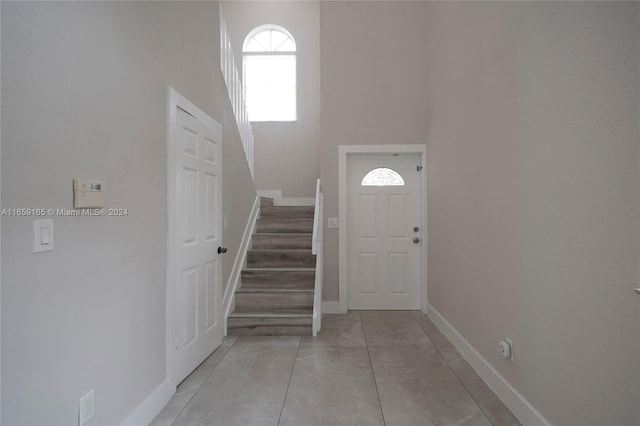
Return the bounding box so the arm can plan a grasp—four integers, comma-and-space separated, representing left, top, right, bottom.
338, 145, 427, 314
166, 87, 222, 388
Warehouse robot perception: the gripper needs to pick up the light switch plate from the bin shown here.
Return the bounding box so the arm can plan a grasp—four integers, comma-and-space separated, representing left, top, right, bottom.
33, 219, 54, 253
327, 217, 339, 228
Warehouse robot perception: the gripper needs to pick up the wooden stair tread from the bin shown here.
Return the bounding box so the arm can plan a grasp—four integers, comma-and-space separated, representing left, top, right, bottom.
237, 288, 313, 293
240, 286, 314, 292
259, 197, 274, 207
253, 233, 313, 236
261, 206, 314, 215
230, 306, 312, 316
248, 249, 313, 253
261, 206, 314, 211
251, 234, 312, 249
243, 267, 316, 272
240, 281, 314, 291
257, 218, 313, 222
256, 218, 313, 234
230, 195, 317, 336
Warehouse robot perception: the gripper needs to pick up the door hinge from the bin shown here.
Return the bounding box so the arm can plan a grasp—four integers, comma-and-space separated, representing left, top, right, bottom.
417, 165, 423, 171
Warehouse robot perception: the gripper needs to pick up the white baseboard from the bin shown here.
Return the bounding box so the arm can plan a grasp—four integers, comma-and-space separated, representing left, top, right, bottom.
120, 378, 174, 426
223, 196, 260, 335
257, 190, 315, 206
426, 304, 550, 426
322, 301, 344, 314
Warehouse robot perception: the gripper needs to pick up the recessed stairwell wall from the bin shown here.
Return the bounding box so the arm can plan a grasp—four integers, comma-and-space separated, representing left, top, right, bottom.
319, 1, 432, 305
2, 2, 256, 424
220, 1, 321, 198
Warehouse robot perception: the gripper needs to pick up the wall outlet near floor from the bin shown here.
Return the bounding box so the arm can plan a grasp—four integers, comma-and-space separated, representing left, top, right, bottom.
79, 389, 95, 426
499, 338, 514, 362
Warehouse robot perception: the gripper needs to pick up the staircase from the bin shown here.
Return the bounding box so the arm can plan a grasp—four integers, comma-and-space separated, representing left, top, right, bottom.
227, 197, 316, 335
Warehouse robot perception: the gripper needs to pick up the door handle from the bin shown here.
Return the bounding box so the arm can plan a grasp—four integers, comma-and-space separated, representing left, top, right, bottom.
635, 288, 640, 295
413, 237, 420, 244
218, 247, 228, 254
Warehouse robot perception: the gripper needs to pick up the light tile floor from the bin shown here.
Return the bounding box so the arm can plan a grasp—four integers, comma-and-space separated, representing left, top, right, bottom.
151, 311, 521, 426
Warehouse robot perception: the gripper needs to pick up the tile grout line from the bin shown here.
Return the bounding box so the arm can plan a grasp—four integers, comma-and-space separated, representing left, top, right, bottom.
366, 346, 388, 426
412, 312, 458, 350
413, 312, 497, 425
276, 339, 301, 426
169, 345, 232, 426
434, 345, 495, 426
360, 311, 387, 426
411, 311, 438, 346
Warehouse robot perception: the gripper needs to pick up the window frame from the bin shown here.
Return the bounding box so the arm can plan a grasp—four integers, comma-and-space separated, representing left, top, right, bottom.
361, 167, 406, 187
242, 25, 297, 123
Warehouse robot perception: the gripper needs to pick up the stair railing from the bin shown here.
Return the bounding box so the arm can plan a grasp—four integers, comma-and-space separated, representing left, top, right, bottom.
312, 179, 323, 336
219, 6, 254, 177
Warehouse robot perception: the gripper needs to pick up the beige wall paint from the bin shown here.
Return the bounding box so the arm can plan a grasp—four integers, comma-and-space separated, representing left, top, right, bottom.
320, 1, 430, 301
424, 2, 639, 424
321, 1, 639, 425
222, 1, 321, 198
1, 2, 255, 425
1, 1, 637, 425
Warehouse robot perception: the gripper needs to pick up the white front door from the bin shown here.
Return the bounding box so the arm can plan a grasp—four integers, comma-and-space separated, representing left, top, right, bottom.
174, 108, 223, 383
347, 154, 423, 310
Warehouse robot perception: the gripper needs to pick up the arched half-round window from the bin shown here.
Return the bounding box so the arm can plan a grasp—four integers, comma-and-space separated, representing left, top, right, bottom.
243, 25, 296, 122
361, 168, 405, 186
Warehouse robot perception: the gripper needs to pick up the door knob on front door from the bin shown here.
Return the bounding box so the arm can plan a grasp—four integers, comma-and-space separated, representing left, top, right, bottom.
218, 247, 228, 254
413, 237, 420, 244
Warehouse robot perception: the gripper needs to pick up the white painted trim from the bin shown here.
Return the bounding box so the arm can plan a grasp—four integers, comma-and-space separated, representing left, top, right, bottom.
312, 187, 323, 336
338, 151, 348, 314
166, 87, 223, 391
120, 378, 174, 426
0, 4, 3, 415
256, 190, 314, 206
322, 301, 342, 314
222, 195, 260, 335
338, 145, 427, 313
220, 6, 254, 177
427, 305, 550, 426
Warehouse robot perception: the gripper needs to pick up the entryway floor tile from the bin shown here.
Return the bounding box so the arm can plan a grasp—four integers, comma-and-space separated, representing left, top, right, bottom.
152, 310, 521, 426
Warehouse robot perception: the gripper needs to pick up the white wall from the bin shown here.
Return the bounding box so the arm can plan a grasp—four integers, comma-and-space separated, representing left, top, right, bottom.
320, 1, 639, 425
1, 2, 255, 425
221, 1, 321, 198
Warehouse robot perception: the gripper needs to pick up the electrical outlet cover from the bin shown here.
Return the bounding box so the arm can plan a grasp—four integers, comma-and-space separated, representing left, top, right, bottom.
79, 389, 95, 426
505, 338, 514, 362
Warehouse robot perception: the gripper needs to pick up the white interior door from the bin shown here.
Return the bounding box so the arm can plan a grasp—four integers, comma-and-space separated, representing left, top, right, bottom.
174, 108, 223, 383
347, 154, 422, 310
